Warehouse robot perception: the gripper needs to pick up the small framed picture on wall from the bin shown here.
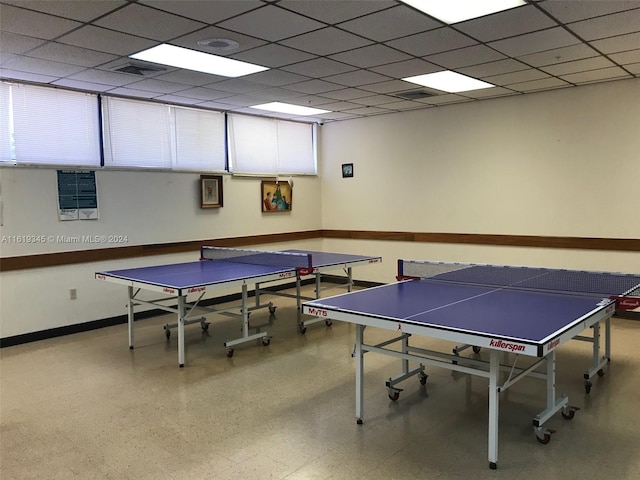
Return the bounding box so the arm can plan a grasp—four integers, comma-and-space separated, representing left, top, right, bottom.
200, 175, 223, 208
342, 163, 354, 178
261, 180, 292, 212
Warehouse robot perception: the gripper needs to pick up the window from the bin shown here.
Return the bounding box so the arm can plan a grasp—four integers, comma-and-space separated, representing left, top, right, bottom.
102, 97, 226, 171
228, 114, 316, 175
0, 82, 101, 166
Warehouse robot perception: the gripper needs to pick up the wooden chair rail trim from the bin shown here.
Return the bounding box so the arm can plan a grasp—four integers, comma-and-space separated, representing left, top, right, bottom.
1, 230, 637, 272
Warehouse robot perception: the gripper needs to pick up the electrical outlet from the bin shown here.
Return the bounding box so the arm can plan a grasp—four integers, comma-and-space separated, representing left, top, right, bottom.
69, 288, 77, 300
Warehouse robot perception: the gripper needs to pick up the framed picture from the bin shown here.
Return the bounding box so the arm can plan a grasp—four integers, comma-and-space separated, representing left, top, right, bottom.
261, 180, 292, 213
200, 175, 223, 208
342, 163, 354, 178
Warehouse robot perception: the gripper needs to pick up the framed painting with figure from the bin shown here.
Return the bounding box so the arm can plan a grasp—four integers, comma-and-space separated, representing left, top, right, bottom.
261, 180, 292, 213
200, 175, 223, 208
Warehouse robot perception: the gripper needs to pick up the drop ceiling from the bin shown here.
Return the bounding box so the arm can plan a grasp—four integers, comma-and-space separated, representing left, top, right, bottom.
1, 0, 638, 123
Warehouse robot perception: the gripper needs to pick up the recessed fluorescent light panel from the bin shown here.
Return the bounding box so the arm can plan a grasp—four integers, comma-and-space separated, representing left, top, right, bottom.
250, 102, 331, 116
403, 71, 495, 93
400, 0, 526, 24
129, 44, 268, 78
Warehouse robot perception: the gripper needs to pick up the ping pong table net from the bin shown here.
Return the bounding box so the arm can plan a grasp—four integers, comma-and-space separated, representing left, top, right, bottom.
200, 246, 314, 275
396, 260, 640, 310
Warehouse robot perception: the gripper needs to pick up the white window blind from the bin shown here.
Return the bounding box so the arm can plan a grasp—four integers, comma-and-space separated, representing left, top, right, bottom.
102, 97, 226, 171
228, 114, 316, 175
173, 106, 226, 171
0, 82, 100, 166
102, 97, 172, 168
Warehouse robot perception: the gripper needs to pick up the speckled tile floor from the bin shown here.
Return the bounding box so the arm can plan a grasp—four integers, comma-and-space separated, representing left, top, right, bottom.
2, 285, 639, 480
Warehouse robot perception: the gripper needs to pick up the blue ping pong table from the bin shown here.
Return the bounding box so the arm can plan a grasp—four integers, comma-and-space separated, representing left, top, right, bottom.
95, 247, 380, 367
301, 260, 640, 469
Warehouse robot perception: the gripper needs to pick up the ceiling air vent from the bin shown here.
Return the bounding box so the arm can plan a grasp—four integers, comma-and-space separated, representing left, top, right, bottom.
112, 63, 167, 76
394, 90, 437, 100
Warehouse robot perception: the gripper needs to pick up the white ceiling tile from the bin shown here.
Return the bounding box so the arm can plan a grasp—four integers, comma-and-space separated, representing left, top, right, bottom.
285, 94, 335, 107
0, 32, 47, 55
26, 43, 119, 68
229, 44, 317, 68
278, 0, 394, 25
242, 69, 310, 87
94, 3, 205, 42
623, 62, 640, 74
360, 79, 417, 94
590, 32, 640, 54
455, 5, 556, 42
51, 78, 115, 92
280, 58, 358, 78
337, 5, 441, 41
0, 4, 82, 39
209, 78, 264, 94
416, 93, 468, 105
280, 27, 373, 56
541, 57, 616, 76
1, 56, 86, 77
424, 45, 506, 69
140, 0, 263, 24
517, 44, 600, 67
218, 5, 326, 42
153, 69, 228, 87
120, 78, 191, 94
567, 9, 640, 41
559, 66, 632, 84
609, 50, 640, 65
350, 94, 400, 106
374, 99, 430, 111
166, 87, 232, 101
106, 86, 159, 98
0, 68, 59, 83
342, 105, 390, 115
0, 53, 17, 65
484, 68, 549, 86
323, 69, 391, 87
285, 78, 346, 94
328, 44, 412, 68
506, 77, 570, 92
57, 25, 157, 56
461, 86, 518, 99
152, 94, 206, 106
314, 100, 362, 111
369, 58, 440, 77
388, 28, 477, 56
489, 27, 580, 57
457, 59, 531, 78
65, 68, 141, 87
539, 1, 640, 24
170, 26, 267, 56
2, 0, 127, 22
320, 88, 373, 101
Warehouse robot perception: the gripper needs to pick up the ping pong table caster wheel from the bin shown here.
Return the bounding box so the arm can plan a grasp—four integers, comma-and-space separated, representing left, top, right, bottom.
226, 349, 234, 358
356, 418, 363, 425
472, 346, 481, 354
597, 369, 605, 377
388, 389, 401, 401
269, 306, 277, 315
262, 337, 271, 347
585, 380, 593, 394
299, 324, 307, 334
325, 320, 332, 326
536, 433, 551, 444
561, 409, 576, 420
489, 462, 497, 470
418, 372, 428, 386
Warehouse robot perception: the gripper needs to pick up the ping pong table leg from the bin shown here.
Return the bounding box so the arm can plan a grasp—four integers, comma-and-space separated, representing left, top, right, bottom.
346, 267, 353, 292
355, 324, 365, 425
127, 286, 135, 349
488, 349, 499, 469
177, 295, 186, 368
